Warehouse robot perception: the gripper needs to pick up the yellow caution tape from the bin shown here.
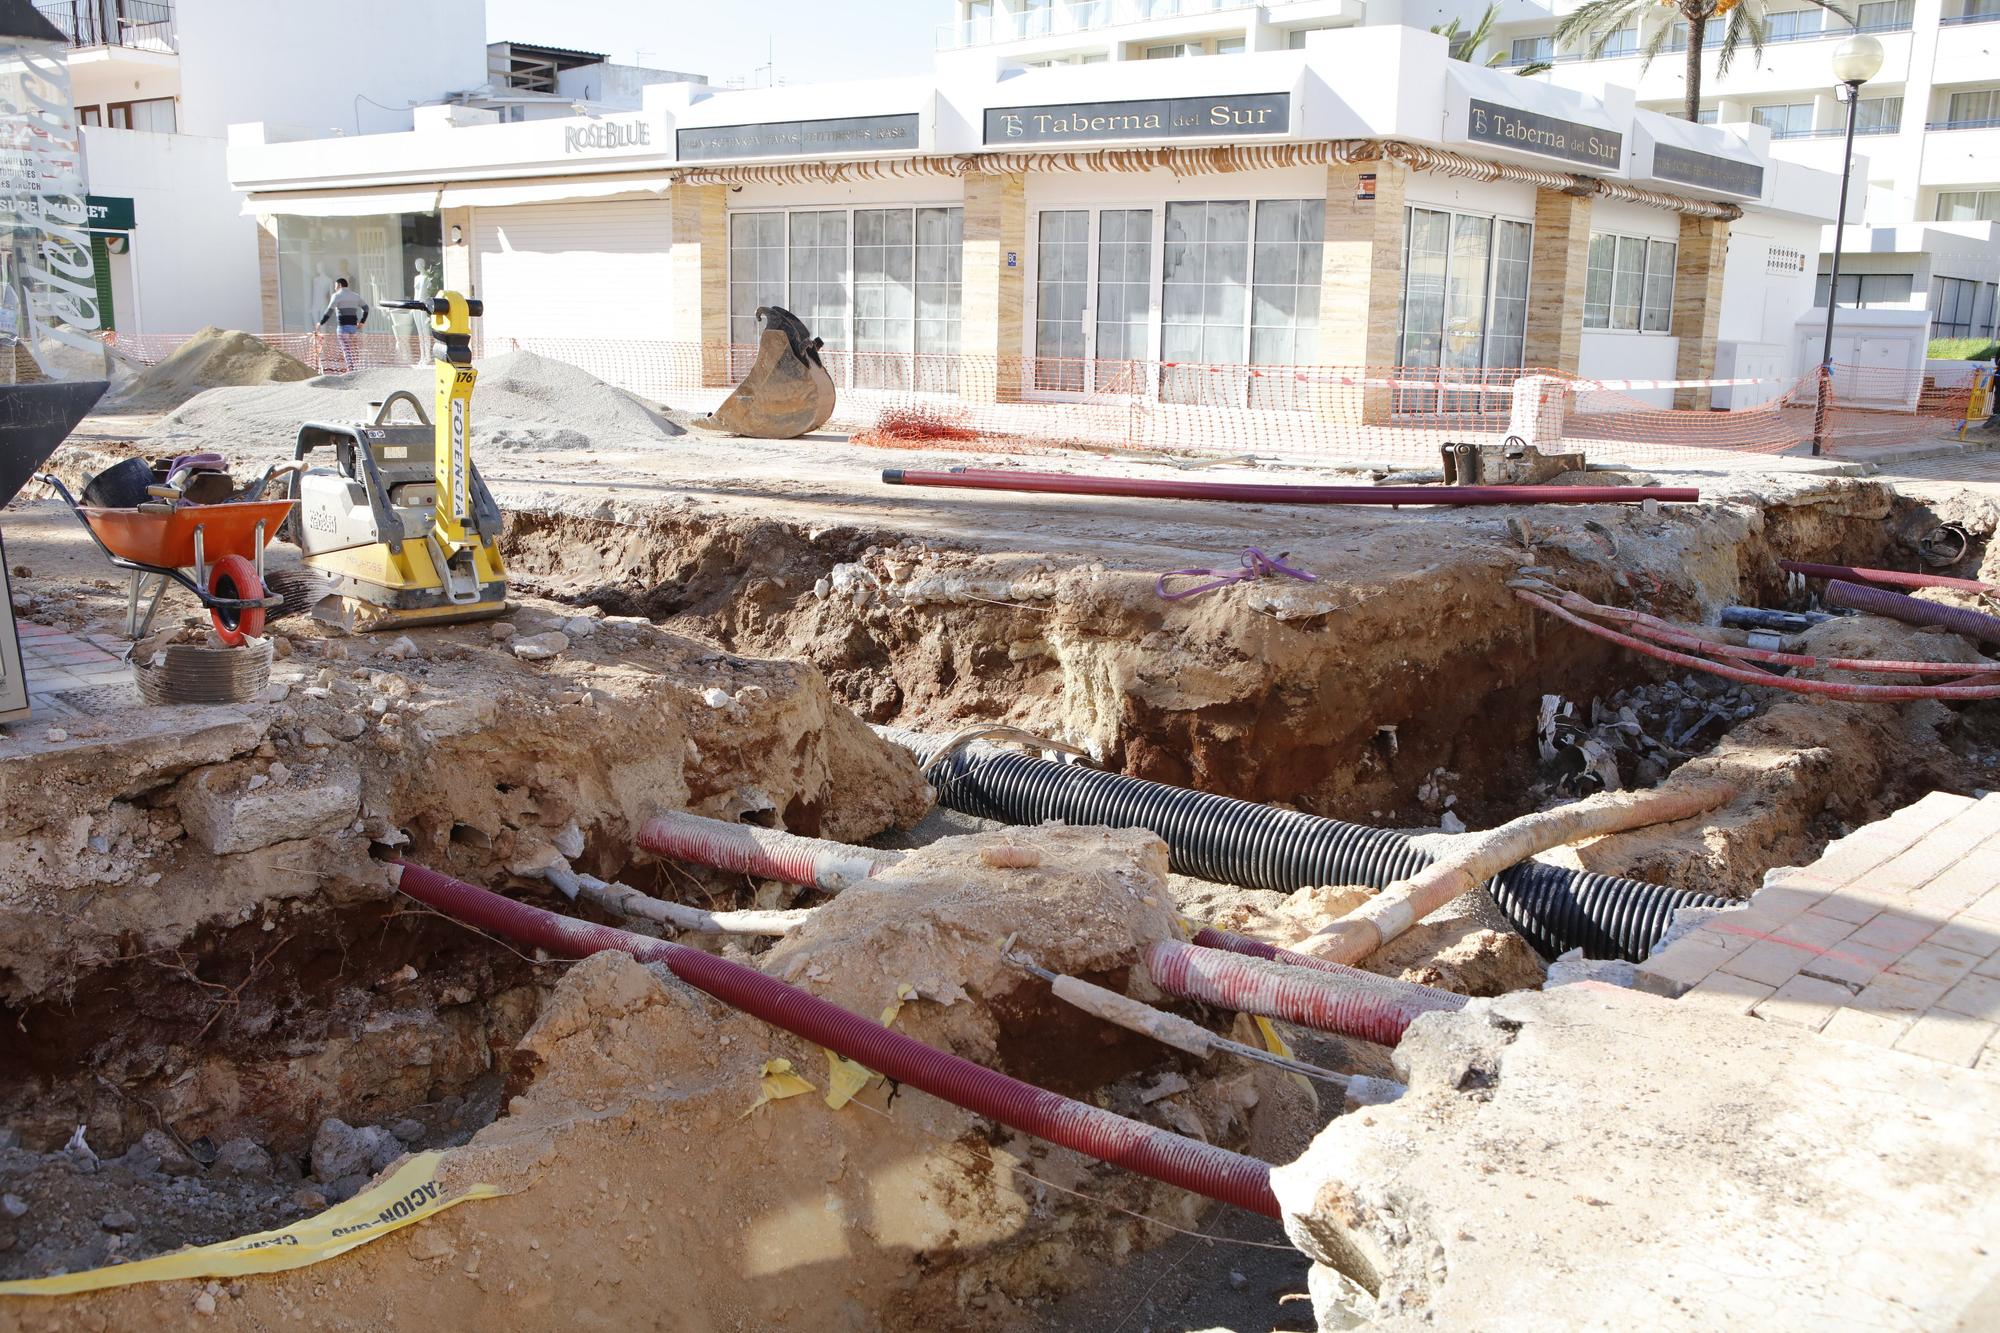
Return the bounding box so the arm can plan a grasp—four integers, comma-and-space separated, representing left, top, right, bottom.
743, 1058, 817, 1117
0, 1152, 502, 1298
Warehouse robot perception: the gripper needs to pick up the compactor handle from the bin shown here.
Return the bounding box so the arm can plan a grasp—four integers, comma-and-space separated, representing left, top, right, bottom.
381, 296, 484, 319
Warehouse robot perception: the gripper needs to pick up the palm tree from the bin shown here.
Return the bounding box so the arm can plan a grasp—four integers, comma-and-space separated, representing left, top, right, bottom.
1434, 3, 1553, 76
1553, 0, 1853, 121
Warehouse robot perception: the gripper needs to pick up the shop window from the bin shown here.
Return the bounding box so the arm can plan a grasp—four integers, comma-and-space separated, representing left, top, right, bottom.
1584, 231, 1676, 332
1249, 198, 1325, 370
727, 212, 786, 347
1160, 199, 1250, 402
730, 206, 964, 387
1936, 188, 2000, 221
273, 212, 442, 337
1813, 272, 1915, 307
107, 97, 175, 133
914, 207, 964, 390
1397, 207, 1533, 413
788, 210, 850, 352
853, 208, 915, 383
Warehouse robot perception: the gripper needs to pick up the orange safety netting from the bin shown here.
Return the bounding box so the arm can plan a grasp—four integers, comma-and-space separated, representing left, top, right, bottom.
100, 331, 1978, 467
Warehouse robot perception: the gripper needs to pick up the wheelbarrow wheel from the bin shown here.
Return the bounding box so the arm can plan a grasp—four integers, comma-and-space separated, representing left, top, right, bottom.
208, 554, 266, 646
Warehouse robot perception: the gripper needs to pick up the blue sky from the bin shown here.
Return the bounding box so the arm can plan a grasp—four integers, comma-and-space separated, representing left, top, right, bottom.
483, 0, 943, 88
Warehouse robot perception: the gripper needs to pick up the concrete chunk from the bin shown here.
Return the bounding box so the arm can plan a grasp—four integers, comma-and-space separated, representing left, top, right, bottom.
177, 753, 360, 855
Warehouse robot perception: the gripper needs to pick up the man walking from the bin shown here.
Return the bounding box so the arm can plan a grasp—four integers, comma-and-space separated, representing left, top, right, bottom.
317, 278, 369, 372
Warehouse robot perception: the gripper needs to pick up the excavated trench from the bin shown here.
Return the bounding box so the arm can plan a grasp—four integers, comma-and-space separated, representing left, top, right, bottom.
3, 468, 1996, 1314
500, 476, 1997, 885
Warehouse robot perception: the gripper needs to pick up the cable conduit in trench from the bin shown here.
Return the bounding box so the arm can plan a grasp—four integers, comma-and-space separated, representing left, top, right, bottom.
1146, 940, 1465, 1046
879, 728, 1728, 961
391, 861, 1281, 1219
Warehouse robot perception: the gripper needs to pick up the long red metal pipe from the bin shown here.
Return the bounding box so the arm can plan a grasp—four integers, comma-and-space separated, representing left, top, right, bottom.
392, 861, 1280, 1218
883, 467, 1698, 507
1780, 560, 1995, 594
1145, 939, 1465, 1047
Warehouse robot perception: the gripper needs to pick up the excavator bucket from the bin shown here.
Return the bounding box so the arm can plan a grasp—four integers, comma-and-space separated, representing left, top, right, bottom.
701, 306, 836, 439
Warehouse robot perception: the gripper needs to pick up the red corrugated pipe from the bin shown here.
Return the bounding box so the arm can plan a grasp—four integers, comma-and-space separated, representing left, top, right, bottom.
636, 811, 901, 892
882, 467, 1699, 507
1145, 939, 1465, 1047
391, 861, 1280, 1218
1516, 587, 2000, 702
1780, 560, 1995, 595
1192, 926, 1469, 1002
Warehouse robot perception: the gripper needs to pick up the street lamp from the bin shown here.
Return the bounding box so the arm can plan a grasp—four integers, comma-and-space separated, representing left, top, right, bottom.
1811, 33, 1885, 456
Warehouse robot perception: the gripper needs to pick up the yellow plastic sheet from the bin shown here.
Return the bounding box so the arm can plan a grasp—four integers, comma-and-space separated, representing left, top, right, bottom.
742, 1058, 817, 1117
0, 1152, 502, 1298
824, 983, 916, 1111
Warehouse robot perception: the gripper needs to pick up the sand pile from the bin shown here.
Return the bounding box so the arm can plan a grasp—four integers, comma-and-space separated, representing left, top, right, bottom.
146, 349, 681, 460
108, 327, 313, 411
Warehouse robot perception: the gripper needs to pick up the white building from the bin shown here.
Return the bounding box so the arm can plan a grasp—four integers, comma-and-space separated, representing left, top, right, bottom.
226, 25, 1845, 421
942, 0, 2000, 348
36, 1, 695, 337
1399, 0, 2000, 346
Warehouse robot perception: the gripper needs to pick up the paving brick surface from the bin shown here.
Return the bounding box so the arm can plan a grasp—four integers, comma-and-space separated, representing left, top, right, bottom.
1638, 791, 2000, 1070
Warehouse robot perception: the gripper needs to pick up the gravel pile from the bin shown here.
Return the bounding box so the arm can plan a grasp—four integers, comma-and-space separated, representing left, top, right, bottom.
147, 349, 682, 461
107, 327, 313, 411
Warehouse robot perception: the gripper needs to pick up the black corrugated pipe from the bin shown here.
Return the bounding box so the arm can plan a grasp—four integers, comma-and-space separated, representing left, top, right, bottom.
882, 728, 1726, 961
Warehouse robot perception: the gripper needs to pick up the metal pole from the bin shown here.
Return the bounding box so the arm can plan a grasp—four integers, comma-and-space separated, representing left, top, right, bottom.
1811, 80, 1863, 457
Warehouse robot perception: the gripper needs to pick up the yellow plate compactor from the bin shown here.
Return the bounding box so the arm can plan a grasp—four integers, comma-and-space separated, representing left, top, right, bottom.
283, 292, 507, 631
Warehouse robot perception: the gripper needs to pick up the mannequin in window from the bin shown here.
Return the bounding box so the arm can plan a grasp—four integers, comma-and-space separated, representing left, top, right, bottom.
396, 257, 440, 363
308, 262, 333, 331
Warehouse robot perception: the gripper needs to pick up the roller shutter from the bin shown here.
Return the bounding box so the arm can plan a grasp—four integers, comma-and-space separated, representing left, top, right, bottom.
469, 199, 672, 346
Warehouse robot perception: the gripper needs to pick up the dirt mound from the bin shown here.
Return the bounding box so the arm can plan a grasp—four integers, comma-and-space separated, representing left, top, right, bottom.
108, 328, 312, 411
146, 349, 682, 463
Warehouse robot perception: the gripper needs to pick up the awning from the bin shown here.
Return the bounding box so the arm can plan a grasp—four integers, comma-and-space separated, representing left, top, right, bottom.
240, 185, 446, 218
436, 174, 671, 209
240, 174, 672, 219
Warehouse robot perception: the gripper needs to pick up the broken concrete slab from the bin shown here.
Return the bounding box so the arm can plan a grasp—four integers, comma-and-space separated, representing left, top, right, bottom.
177, 752, 361, 855
1271, 982, 2000, 1330
0, 704, 266, 837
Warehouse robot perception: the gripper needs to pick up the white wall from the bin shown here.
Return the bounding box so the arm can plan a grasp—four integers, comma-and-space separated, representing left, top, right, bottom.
1579, 332, 1679, 405
556, 63, 705, 109
81, 126, 261, 334
174, 0, 488, 139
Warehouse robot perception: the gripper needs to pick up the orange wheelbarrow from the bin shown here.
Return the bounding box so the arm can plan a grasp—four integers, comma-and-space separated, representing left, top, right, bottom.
41, 465, 300, 645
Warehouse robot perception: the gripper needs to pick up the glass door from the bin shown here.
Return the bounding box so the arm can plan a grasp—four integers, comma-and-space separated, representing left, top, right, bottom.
1034, 210, 1090, 391
1093, 208, 1153, 394
1397, 208, 1532, 415
1034, 207, 1156, 394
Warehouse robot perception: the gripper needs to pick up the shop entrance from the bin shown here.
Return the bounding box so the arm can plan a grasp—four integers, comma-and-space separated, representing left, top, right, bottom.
1394, 206, 1532, 416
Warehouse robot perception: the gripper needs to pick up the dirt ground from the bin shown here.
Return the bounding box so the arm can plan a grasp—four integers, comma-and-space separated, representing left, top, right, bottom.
2, 371, 1997, 1328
